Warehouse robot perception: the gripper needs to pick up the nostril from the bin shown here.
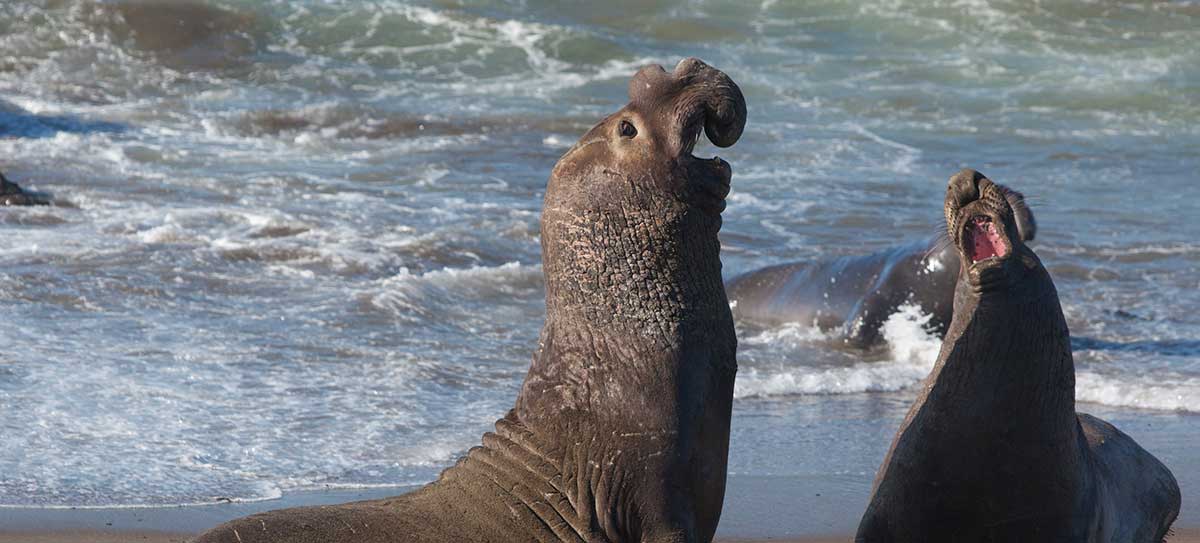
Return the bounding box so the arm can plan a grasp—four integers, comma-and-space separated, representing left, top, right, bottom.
947, 168, 985, 207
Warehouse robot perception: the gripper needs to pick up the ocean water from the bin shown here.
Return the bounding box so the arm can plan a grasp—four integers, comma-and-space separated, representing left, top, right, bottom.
0, 0, 1197, 510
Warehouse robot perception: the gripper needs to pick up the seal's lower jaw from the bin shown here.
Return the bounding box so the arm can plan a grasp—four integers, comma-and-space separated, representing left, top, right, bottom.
677, 118, 735, 215
682, 154, 731, 215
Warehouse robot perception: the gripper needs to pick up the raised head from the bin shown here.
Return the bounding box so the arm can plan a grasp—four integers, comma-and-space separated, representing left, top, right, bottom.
944, 169, 1041, 294
541, 58, 746, 326
547, 57, 745, 217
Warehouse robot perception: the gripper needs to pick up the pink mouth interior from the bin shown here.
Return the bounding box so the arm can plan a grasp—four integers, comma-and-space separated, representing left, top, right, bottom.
968, 216, 1008, 262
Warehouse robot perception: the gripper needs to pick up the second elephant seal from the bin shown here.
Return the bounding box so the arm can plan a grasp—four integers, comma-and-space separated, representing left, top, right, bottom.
1, 171, 50, 206
855, 169, 1180, 542
727, 181, 1036, 348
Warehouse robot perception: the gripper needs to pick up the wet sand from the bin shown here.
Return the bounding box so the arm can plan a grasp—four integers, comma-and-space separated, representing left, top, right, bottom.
1, 476, 1193, 542
5, 533, 859, 543
3, 530, 1198, 543
0, 532, 188, 543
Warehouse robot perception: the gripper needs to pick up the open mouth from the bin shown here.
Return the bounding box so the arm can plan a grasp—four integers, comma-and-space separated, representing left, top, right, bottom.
682, 127, 728, 169
681, 124, 732, 206
962, 215, 1008, 264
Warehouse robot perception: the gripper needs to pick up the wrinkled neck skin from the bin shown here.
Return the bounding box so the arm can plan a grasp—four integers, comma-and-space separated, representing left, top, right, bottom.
508, 197, 735, 542
425, 186, 736, 543
860, 245, 1091, 540
934, 247, 1077, 438
529, 199, 734, 404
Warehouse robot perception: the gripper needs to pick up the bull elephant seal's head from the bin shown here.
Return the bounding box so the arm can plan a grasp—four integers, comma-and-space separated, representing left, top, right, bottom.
540, 58, 746, 331
548, 57, 745, 218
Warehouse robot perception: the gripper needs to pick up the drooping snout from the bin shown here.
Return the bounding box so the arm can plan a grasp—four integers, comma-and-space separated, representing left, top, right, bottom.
675, 57, 747, 149
629, 57, 747, 156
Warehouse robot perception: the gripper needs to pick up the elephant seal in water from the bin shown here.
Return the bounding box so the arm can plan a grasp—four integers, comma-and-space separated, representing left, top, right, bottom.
193, 57, 746, 543
855, 169, 1180, 542
0, 171, 50, 206
727, 184, 1035, 348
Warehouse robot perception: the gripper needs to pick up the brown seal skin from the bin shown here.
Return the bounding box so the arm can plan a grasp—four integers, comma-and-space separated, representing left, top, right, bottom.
855, 169, 1180, 542
191, 57, 746, 543
0, 171, 51, 206
726, 186, 1036, 349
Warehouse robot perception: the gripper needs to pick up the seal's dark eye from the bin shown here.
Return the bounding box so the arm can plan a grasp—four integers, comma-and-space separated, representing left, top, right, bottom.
618, 120, 637, 138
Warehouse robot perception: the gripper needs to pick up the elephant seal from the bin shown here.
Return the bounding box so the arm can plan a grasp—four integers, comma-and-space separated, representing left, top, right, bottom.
0, 171, 50, 206
855, 169, 1180, 542
726, 185, 1036, 348
192, 57, 746, 543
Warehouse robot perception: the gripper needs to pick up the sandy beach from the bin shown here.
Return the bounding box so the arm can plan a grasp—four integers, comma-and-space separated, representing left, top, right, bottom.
2, 477, 1194, 542
3, 528, 1198, 542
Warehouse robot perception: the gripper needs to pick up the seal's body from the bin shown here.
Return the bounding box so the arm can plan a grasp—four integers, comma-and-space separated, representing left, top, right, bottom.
0, 172, 50, 206
856, 169, 1179, 543
727, 188, 1035, 348
192, 57, 747, 543
728, 239, 957, 347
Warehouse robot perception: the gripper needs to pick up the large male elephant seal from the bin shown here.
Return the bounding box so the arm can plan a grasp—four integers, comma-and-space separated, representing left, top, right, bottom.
727, 184, 1035, 348
855, 169, 1180, 542
193, 57, 746, 543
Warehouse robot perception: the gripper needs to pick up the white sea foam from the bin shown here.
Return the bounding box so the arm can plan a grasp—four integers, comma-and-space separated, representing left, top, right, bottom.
1076, 372, 1200, 412
880, 304, 944, 367
385, 261, 539, 287
740, 320, 832, 348
542, 134, 571, 148
734, 359, 930, 399
0, 479, 285, 510
371, 261, 542, 321
727, 190, 798, 214
735, 305, 941, 399
737, 304, 1200, 413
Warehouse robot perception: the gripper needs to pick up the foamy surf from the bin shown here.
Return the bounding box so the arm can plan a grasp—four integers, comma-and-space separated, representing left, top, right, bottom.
738, 303, 1200, 413
1076, 372, 1200, 413
369, 262, 543, 322
735, 304, 942, 399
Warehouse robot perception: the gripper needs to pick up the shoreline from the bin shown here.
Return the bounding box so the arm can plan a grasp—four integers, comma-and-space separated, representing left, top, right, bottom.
3, 529, 1198, 543
1, 479, 1194, 542
0, 474, 869, 537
